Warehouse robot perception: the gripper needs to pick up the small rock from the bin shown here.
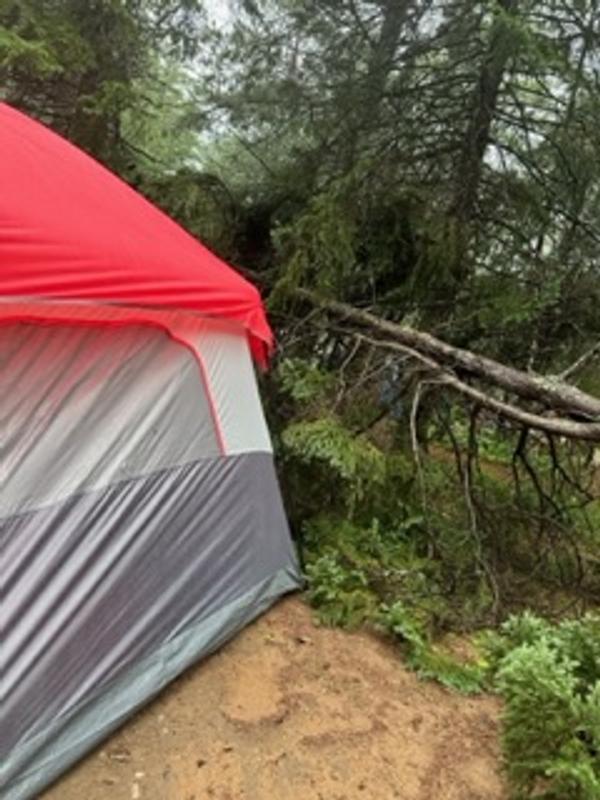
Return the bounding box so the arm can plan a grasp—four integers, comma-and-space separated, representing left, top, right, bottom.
109, 749, 131, 763
197, 759, 207, 768
131, 782, 140, 799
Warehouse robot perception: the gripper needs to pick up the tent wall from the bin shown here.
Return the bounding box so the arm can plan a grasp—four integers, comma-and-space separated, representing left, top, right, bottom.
2, 322, 222, 514
0, 318, 300, 800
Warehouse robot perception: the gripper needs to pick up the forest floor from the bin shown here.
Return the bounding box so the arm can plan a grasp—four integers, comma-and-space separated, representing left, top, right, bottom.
42, 596, 507, 800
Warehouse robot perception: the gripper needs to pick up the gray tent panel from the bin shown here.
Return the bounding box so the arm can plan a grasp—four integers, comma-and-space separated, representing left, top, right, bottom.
4, 570, 297, 800
1, 453, 300, 799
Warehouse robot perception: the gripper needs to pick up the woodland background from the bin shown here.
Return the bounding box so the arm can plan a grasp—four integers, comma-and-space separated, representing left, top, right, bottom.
2, 2, 600, 796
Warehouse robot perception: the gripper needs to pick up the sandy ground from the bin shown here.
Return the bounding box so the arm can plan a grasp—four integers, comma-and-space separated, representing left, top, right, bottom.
41, 597, 507, 800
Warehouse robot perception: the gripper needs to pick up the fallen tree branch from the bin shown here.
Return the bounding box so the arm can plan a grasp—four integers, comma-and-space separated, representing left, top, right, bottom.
354, 333, 600, 441
290, 288, 600, 441
293, 288, 600, 421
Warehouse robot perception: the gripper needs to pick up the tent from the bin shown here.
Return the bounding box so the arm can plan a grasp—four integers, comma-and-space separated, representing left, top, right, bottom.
0, 102, 301, 800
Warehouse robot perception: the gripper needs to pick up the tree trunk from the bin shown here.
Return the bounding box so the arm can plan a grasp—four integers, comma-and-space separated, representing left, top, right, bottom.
447, 0, 518, 281
350, 0, 411, 152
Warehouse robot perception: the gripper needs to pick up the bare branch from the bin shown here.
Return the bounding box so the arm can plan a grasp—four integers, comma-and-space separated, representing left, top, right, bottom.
559, 340, 600, 382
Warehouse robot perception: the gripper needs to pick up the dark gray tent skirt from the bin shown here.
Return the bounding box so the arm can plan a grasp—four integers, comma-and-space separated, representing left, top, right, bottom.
1, 452, 301, 800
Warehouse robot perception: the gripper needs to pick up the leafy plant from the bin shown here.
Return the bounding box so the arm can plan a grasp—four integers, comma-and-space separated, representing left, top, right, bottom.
379, 601, 485, 694
305, 545, 485, 695
305, 553, 376, 628
281, 416, 386, 512
277, 358, 335, 404
484, 613, 600, 799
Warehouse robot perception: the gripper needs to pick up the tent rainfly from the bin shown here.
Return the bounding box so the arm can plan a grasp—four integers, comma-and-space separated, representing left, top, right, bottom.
0, 102, 301, 800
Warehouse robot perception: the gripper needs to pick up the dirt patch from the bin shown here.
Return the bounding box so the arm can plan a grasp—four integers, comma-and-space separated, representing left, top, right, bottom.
41, 597, 507, 800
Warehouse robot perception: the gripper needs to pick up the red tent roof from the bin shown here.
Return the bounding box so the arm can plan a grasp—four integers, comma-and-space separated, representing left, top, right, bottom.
0, 102, 272, 362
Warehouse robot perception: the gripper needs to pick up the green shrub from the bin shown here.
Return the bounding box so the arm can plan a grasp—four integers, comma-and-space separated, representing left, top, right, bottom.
305, 552, 376, 627
277, 358, 335, 404
484, 613, 600, 799
379, 601, 486, 694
